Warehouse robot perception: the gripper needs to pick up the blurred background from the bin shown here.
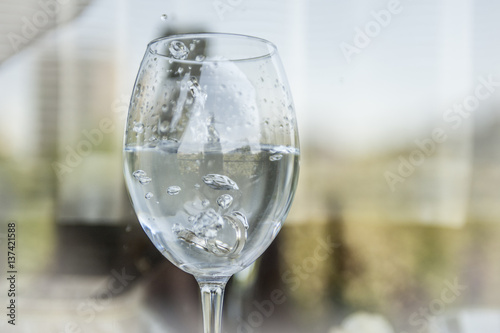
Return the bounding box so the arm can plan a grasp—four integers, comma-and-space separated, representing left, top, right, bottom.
1, 0, 500, 332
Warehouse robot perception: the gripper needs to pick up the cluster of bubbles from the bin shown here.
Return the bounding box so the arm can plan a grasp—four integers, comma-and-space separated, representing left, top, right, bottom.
132, 170, 152, 185
132, 168, 245, 256
174, 209, 248, 257
133, 170, 181, 197
171, 173, 248, 258
189, 208, 223, 240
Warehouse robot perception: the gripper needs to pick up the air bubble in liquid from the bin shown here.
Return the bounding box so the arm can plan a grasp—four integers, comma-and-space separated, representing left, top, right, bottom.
132, 170, 147, 179
216, 194, 233, 209
139, 177, 152, 185
269, 154, 283, 162
133, 170, 152, 185
202, 174, 239, 190
145, 192, 154, 199
167, 186, 181, 195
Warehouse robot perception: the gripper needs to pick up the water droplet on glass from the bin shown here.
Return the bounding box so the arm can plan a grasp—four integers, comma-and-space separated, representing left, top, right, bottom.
145, 192, 154, 199
216, 194, 233, 209
167, 186, 181, 195
133, 122, 144, 133
169, 41, 189, 60
160, 14, 168, 21
195, 55, 206, 61
202, 174, 239, 190
269, 154, 283, 161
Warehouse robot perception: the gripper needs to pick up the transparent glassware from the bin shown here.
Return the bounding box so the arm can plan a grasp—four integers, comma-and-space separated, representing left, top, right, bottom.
123, 33, 300, 333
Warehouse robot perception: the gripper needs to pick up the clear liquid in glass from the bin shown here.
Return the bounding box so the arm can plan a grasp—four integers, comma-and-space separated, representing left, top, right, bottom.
124, 142, 299, 277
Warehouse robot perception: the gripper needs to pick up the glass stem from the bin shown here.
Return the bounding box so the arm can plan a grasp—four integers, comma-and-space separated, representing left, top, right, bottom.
196, 277, 229, 333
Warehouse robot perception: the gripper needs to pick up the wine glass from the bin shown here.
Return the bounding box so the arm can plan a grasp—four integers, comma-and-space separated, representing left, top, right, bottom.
123, 33, 300, 333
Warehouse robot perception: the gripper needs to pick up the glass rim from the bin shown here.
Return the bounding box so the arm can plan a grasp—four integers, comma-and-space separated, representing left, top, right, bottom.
147, 32, 278, 64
